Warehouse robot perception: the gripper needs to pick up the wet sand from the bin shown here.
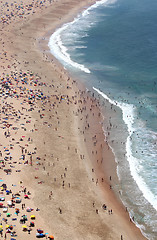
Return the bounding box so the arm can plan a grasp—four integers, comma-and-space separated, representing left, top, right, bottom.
0, 0, 147, 239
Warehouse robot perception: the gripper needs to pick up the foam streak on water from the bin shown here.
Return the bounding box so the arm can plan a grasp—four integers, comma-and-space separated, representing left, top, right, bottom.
93, 87, 157, 212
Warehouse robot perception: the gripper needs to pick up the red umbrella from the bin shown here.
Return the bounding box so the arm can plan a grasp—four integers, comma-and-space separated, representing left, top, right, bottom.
24, 194, 29, 199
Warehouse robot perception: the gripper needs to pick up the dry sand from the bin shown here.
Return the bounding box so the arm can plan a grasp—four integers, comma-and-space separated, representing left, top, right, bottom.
0, 0, 147, 239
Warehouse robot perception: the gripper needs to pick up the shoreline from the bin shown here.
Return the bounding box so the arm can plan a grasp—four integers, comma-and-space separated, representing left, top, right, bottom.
37, 1, 148, 238
0, 0, 147, 239
23, 0, 148, 237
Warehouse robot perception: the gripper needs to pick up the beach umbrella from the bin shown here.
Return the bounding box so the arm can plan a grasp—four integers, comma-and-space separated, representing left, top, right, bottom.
30, 221, 35, 227
22, 225, 27, 228
22, 225, 27, 231
6, 213, 11, 217
6, 190, 10, 194
9, 225, 13, 230
0, 225, 3, 230
24, 194, 29, 199
6, 224, 10, 229
30, 215, 35, 219
48, 235, 54, 239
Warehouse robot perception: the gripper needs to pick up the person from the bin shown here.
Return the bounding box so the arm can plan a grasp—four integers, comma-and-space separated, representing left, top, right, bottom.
16, 209, 19, 215
102, 204, 107, 210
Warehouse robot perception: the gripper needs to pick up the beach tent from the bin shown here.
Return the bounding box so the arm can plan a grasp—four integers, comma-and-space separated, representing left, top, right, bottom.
26, 207, 31, 212
3, 206, 8, 212
7, 200, 12, 207
15, 197, 21, 203
0, 196, 5, 201
36, 233, 45, 238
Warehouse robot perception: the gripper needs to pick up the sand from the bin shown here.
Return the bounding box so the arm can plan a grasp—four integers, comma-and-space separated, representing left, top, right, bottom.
0, 0, 147, 239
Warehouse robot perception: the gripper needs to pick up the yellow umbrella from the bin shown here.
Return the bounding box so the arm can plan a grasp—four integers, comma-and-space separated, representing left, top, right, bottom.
22, 225, 27, 229
0, 225, 3, 230
5, 224, 9, 229
30, 215, 35, 219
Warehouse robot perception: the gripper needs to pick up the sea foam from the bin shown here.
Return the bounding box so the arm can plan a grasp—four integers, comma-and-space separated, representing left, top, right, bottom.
48, 0, 116, 74
93, 87, 157, 211
49, 26, 90, 73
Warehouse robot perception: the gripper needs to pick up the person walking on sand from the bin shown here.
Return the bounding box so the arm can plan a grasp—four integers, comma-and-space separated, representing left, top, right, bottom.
59, 208, 62, 214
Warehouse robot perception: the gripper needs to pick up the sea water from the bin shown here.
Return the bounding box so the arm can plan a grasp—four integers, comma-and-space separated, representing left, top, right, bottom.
48, 0, 157, 239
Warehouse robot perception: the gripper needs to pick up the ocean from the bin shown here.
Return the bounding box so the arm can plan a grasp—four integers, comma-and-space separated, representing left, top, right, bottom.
48, 0, 157, 239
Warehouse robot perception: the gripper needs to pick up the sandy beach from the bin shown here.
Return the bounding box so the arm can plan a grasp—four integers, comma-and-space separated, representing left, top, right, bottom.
0, 0, 147, 239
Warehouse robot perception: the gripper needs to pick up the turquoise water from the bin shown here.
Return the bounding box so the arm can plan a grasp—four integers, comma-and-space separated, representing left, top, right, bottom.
48, 0, 157, 239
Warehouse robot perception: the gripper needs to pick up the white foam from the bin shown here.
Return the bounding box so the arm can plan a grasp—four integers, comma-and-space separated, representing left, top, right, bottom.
49, 24, 90, 73
75, 46, 87, 49
48, 0, 117, 74
93, 87, 157, 211
83, 0, 117, 14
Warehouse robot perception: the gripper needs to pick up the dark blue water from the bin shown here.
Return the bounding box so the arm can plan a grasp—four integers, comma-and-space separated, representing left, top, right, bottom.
49, 0, 157, 238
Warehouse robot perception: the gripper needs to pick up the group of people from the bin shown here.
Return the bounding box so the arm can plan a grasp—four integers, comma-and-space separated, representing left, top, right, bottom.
0, 70, 55, 239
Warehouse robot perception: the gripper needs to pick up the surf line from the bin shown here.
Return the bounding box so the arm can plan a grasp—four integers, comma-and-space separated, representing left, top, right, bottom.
93, 87, 157, 211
